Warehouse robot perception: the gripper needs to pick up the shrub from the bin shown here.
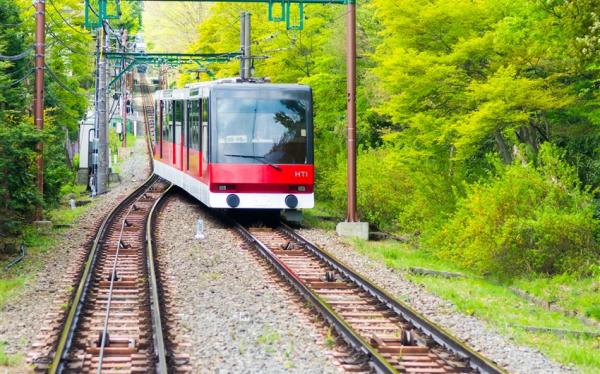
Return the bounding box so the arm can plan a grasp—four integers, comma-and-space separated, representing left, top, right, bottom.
428, 143, 599, 277
326, 145, 455, 233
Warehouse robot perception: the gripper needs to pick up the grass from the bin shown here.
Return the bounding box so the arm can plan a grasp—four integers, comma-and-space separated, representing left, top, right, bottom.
0, 184, 93, 308
126, 132, 137, 147
0, 184, 95, 368
302, 201, 341, 230
351, 240, 600, 373
0, 341, 23, 367
256, 327, 281, 346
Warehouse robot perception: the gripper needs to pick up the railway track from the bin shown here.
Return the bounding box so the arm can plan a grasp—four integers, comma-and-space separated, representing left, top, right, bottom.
139, 76, 155, 158
47, 176, 172, 373
232, 221, 507, 374
42, 76, 175, 373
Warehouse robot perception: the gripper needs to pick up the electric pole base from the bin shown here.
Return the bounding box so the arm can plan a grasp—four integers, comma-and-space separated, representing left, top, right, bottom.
336, 221, 369, 240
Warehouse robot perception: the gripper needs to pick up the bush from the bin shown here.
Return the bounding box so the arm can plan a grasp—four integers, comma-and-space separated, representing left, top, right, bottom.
326, 145, 455, 233
0, 123, 41, 237
428, 143, 599, 277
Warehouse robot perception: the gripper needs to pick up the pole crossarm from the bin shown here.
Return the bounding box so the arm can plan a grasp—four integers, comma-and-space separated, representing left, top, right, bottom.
108, 59, 136, 88
86, 0, 353, 30
107, 52, 240, 87
104, 52, 241, 63
123, 0, 351, 3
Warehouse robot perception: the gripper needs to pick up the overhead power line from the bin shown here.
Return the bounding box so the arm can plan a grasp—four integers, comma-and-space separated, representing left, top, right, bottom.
47, 0, 88, 35
0, 48, 33, 61
45, 63, 80, 96
0, 68, 34, 89
46, 27, 93, 56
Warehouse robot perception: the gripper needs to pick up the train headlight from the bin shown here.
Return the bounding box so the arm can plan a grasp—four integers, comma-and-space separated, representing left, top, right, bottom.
219, 184, 236, 191
285, 195, 298, 209
226, 194, 240, 208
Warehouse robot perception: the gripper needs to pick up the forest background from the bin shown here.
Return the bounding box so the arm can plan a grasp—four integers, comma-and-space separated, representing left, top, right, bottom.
157, 0, 600, 278
1, 0, 599, 280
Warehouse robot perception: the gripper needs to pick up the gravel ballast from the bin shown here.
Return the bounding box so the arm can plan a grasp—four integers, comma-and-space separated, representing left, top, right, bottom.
298, 228, 574, 374
0, 137, 150, 366
156, 197, 340, 373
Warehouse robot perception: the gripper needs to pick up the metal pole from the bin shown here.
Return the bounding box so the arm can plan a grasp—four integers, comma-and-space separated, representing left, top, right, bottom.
244, 12, 251, 79
34, 0, 45, 217
239, 11, 246, 80
240, 12, 251, 80
91, 29, 101, 197
97, 22, 109, 194
346, 3, 357, 222
121, 29, 128, 148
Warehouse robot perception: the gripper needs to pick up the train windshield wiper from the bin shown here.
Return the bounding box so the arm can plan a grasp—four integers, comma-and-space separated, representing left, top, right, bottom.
224, 154, 282, 171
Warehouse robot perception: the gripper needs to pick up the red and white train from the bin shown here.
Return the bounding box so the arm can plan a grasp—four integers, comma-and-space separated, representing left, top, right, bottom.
152, 79, 314, 211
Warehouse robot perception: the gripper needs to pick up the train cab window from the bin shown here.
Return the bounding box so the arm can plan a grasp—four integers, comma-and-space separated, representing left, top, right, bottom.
174, 100, 183, 145
212, 90, 310, 165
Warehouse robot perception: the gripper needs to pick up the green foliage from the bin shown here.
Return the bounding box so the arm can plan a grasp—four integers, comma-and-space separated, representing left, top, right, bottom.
355, 240, 600, 373
178, 1, 600, 278
327, 144, 455, 233
0, 124, 41, 236
430, 144, 599, 276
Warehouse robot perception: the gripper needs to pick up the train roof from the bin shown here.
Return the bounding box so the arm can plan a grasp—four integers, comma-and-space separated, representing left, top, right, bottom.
154, 78, 310, 101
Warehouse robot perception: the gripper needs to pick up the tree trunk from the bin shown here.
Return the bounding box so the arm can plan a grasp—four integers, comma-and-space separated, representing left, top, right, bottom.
494, 130, 512, 163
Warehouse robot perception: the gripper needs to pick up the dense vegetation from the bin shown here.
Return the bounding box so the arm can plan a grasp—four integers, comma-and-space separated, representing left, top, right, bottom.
0, 0, 141, 239
1, 0, 598, 278
182, 0, 600, 277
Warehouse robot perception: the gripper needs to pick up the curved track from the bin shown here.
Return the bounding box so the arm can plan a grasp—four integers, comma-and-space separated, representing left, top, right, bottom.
48, 76, 172, 373
48, 176, 171, 373
233, 221, 507, 374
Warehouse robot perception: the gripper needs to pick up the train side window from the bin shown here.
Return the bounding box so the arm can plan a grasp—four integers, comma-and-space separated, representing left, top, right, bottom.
154, 101, 158, 145
202, 97, 208, 158
174, 100, 182, 145
202, 97, 208, 124
202, 122, 208, 161
189, 100, 200, 151
162, 100, 168, 143
168, 101, 173, 143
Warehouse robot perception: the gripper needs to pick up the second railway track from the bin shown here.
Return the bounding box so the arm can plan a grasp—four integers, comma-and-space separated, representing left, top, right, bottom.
231, 220, 507, 374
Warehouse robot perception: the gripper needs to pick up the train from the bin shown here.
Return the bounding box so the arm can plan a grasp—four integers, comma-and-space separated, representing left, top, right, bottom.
152, 78, 314, 214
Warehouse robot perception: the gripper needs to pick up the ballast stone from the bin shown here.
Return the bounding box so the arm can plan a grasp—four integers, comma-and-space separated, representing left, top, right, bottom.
336, 221, 369, 240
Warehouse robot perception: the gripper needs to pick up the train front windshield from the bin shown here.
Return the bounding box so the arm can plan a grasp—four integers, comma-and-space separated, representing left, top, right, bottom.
213, 88, 312, 165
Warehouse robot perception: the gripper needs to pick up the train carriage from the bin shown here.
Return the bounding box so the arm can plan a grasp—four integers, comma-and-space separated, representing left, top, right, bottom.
153, 79, 314, 211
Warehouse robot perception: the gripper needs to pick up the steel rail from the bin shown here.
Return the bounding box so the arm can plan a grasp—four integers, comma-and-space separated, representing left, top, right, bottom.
279, 223, 507, 374
139, 77, 155, 170
232, 221, 397, 374
96, 177, 162, 373
146, 184, 174, 373
49, 174, 159, 374
50, 80, 161, 372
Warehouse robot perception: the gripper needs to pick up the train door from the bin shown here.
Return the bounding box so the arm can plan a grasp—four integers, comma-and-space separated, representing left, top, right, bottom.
172, 100, 177, 166
186, 100, 191, 171
180, 100, 186, 171
201, 96, 208, 177
159, 100, 163, 159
